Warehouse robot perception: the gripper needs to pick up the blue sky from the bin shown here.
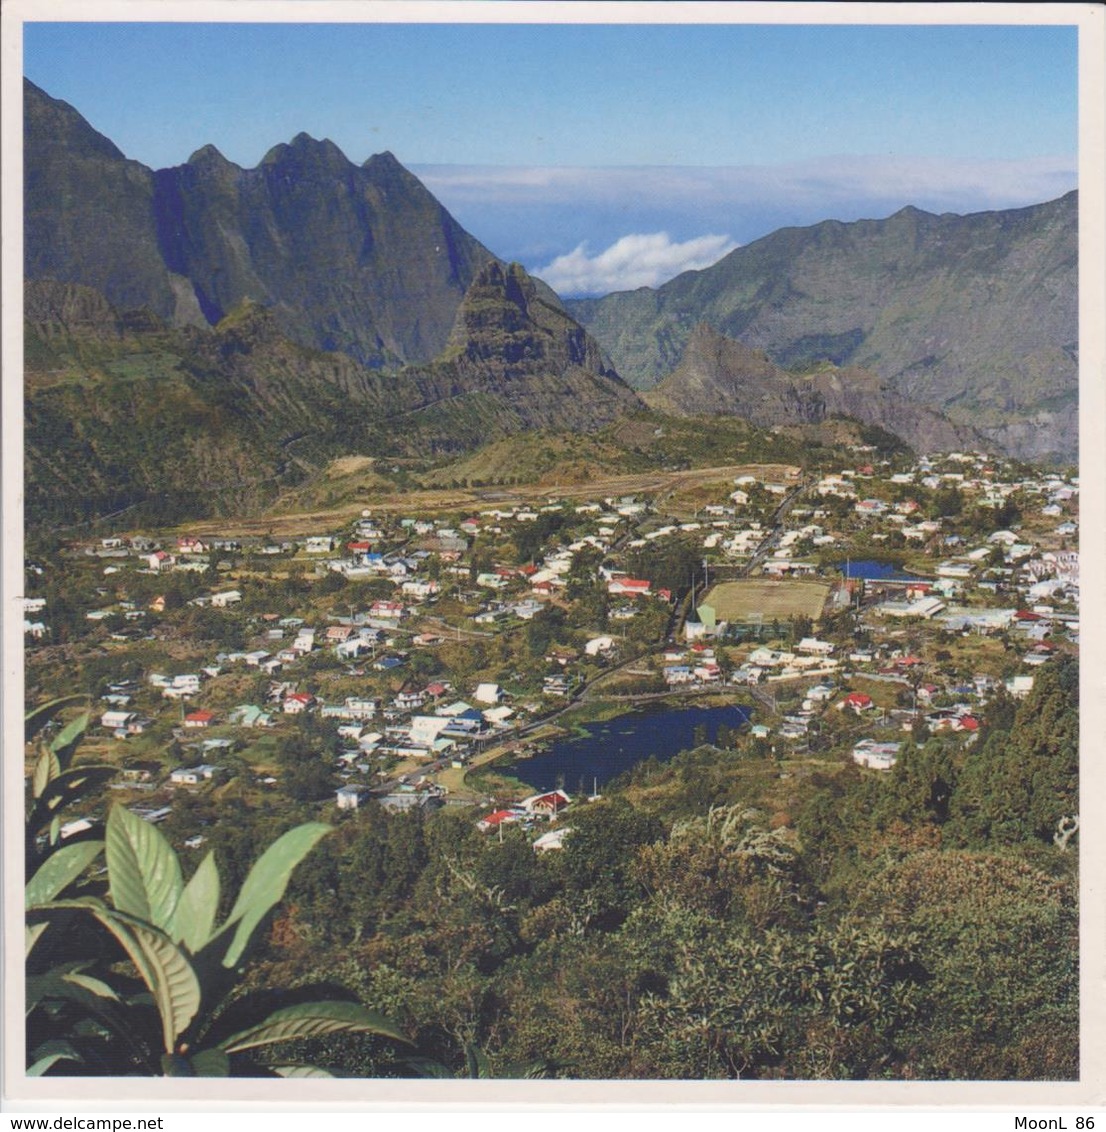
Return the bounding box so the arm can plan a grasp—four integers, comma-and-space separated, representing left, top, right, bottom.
24, 20, 1078, 295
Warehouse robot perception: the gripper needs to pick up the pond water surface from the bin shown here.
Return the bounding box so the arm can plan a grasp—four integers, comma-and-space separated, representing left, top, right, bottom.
500, 704, 752, 795
836, 558, 928, 582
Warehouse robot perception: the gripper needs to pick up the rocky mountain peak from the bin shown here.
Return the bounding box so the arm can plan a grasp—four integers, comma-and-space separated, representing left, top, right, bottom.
447, 260, 610, 377
261, 133, 350, 169
24, 77, 126, 162
186, 143, 234, 170
652, 321, 982, 455
25, 79, 499, 367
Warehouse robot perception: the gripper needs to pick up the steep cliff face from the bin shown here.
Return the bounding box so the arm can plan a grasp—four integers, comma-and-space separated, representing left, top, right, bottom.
417, 261, 643, 434
24, 78, 497, 367
23, 80, 204, 326
570, 194, 1078, 460
650, 323, 983, 455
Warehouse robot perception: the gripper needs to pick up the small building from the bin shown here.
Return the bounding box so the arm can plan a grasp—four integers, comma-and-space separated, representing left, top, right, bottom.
478, 808, 522, 833
839, 692, 874, 714
336, 784, 372, 811
378, 793, 445, 814
474, 683, 503, 705
520, 789, 571, 816
283, 692, 316, 714
169, 764, 225, 786
852, 740, 901, 771
607, 577, 651, 597
797, 638, 835, 656
532, 827, 573, 853
101, 709, 137, 731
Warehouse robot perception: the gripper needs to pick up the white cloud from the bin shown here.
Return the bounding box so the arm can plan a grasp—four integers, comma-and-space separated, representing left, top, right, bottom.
533, 232, 739, 295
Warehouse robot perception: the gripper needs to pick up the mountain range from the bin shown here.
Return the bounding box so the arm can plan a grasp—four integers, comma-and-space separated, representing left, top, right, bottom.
23, 77, 1079, 527
568, 193, 1077, 461
24, 77, 497, 369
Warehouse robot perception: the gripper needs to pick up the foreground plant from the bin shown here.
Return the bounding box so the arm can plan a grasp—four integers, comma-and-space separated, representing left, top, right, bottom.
25, 700, 407, 1076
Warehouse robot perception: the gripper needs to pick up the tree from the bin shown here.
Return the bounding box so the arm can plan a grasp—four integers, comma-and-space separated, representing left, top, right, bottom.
931, 484, 963, 519
849, 850, 1076, 1078
274, 730, 337, 802
790, 615, 813, 644
883, 739, 957, 826
556, 799, 664, 931
950, 657, 1077, 846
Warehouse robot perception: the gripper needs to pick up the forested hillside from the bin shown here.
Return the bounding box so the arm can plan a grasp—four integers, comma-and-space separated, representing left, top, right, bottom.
153, 656, 1076, 1080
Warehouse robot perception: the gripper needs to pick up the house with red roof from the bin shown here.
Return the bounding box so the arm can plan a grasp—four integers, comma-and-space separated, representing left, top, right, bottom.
607, 577, 651, 596
477, 809, 522, 833
182, 710, 215, 729
520, 789, 571, 816
282, 692, 316, 714
839, 692, 874, 714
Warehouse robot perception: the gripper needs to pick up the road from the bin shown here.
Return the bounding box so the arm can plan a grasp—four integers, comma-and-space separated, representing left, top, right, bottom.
742, 477, 812, 578
180, 462, 803, 539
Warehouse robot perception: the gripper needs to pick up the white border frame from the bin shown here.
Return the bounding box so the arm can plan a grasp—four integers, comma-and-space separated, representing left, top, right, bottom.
3, 0, 1104, 1112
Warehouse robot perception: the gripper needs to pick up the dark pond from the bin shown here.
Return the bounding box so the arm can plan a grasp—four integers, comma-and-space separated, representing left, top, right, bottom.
499, 704, 752, 795
836, 558, 928, 582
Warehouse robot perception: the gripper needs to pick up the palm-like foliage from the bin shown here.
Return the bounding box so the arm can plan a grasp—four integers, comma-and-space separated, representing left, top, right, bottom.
25, 699, 408, 1076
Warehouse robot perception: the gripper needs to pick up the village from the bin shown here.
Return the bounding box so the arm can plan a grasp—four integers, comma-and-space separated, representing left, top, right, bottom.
24, 446, 1079, 852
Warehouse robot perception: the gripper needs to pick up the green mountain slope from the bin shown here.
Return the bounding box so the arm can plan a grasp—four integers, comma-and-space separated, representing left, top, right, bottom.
569, 195, 1078, 461
648, 323, 983, 455
25, 267, 639, 527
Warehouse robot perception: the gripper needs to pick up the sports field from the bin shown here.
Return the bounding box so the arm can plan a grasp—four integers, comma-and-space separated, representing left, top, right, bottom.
702, 579, 831, 623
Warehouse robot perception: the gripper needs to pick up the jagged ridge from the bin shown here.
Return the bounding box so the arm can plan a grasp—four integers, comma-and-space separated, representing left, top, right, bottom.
649, 323, 984, 455
24, 78, 497, 368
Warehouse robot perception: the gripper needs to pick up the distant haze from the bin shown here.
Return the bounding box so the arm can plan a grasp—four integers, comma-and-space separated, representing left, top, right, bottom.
416, 157, 1076, 294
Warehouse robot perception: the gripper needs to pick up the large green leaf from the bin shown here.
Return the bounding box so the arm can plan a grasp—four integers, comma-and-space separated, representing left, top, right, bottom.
49, 898, 201, 1054
27, 969, 121, 1014
219, 823, 331, 969
106, 805, 183, 932
24, 970, 139, 1062
27, 766, 116, 833
27, 1041, 81, 1076
26, 840, 103, 907
25, 696, 89, 743
63, 970, 122, 1001
49, 711, 92, 768
170, 851, 220, 954
31, 744, 62, 799
25, 922, 49, 959
218, 1000, 409, 1053
189, 1048, 231, 1076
